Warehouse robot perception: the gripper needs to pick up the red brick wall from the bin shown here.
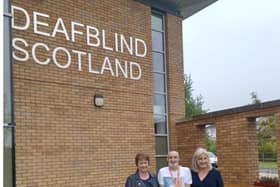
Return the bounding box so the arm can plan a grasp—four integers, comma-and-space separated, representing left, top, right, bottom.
166, 14, 184, 150
176, 106, 280, 186
12, 0, 185, 186
176, 121, 206, 168
216, 117, 259, 184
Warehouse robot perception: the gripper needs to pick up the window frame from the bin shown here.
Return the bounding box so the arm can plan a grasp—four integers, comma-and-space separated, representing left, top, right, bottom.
152, 10, 170, 170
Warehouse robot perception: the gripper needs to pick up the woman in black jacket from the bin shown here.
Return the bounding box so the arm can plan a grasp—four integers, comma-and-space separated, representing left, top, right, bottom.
191, 148, 224, 187
125, 153, 159, 187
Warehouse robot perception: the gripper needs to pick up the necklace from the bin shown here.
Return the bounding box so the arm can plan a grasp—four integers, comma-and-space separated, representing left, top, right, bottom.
198, 169, 210, 181
139, 172, 149, 180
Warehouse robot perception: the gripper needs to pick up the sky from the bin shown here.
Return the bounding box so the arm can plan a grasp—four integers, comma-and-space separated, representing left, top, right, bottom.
183, 0, 280, 112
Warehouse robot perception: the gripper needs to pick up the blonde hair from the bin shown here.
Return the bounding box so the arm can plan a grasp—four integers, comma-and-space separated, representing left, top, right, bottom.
192, 147, 213, 172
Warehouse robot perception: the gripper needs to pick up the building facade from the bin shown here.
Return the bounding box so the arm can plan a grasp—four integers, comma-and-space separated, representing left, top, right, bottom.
9, 0, 215, 186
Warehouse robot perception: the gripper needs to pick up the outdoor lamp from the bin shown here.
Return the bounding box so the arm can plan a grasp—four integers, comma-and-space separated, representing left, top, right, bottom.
94, 94, 104, 107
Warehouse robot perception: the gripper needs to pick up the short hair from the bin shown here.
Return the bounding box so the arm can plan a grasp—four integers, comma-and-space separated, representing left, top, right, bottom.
135, 153, 150, 166
168, 150, 179, 158
192, 147, 212, 172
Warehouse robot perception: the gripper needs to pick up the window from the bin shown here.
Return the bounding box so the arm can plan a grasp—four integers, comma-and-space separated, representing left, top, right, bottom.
151, 11, 168, 171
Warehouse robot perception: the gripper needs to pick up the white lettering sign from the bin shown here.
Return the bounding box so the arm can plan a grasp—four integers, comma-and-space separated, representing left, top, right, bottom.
12, 5, 147, 80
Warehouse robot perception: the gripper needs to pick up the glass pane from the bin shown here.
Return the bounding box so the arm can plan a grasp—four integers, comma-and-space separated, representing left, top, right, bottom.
155, 136, 168, 155
153, 73, 165, 92
153, 94, 166, 114
154, 115, 167, 134
152, 31, 163, 51
4, 127, 14, 187
152, 52, 164, 72
156, 157, 168, 172
152, 15, 163, 31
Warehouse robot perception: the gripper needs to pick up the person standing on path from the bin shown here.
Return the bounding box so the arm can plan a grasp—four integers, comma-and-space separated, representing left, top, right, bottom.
125, 153, 159, 187
190, 148, 224, 187
158, 151, 192, 187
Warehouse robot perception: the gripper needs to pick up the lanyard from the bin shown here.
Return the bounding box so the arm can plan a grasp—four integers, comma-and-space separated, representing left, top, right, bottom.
168, 166, 181, 187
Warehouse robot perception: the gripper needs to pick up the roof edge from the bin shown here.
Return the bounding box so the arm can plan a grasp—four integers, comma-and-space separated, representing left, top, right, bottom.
134, 0, 218, 19
177, 99, 280, 124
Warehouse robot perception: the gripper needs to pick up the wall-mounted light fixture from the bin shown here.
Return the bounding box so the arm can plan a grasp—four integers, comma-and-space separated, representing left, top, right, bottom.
94, 94, 104, 107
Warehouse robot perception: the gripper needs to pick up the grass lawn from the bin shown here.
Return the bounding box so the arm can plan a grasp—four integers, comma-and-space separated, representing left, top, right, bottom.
259, 161, 278, 169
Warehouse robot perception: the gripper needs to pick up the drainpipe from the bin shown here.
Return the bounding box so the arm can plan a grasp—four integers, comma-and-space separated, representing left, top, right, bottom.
3, 0, 16, 186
